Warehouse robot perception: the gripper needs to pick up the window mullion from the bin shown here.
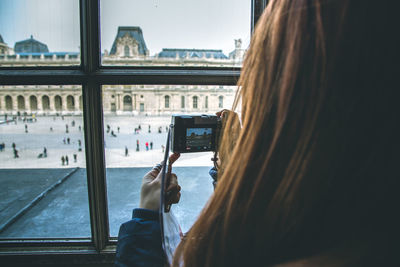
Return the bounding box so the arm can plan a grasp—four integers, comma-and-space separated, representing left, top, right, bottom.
251, 0, 268, 33
80, 0, 109, 252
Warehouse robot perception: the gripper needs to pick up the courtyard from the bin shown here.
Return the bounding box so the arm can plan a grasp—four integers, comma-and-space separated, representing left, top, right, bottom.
0, 115, 215, 238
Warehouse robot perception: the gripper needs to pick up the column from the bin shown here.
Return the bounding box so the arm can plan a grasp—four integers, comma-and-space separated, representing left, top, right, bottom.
118, 94, 123, 112
37, 95, 43, 113
74, 95, 80, 113
50, 95, 55, 113
0, 95, 4, 113
25, 97, 30, 113
62, 95, 67, 113
12, 96, 18, 113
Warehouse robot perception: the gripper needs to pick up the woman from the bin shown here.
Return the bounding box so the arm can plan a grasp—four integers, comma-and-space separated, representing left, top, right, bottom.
116, 0, 399, 266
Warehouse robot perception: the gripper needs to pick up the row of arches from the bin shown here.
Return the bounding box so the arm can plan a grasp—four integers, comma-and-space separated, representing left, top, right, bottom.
163, 95, 224, 109
3, 95, 82, 112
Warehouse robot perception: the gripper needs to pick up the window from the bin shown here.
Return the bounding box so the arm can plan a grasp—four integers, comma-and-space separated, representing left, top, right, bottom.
100, 0, 251, 67
205, 96, 209, 109
124, 45, 130, 57
193, 96, 198, 109
219, 95, 224, 108
181, 95, 185, 109
165, 95, 170, 109
0, 0, 265, 265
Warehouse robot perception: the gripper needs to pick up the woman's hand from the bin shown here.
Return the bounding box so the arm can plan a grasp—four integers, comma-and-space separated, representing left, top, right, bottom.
139, 153, 181, 211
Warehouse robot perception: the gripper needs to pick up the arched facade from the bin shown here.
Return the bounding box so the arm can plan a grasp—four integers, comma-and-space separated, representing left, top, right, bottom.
123, 95, 132, 111
30, 95, 38, 110
5, 95, 12, 110
54, 95, 62, 111
67, 95, 75, 111
42, 95, 50, 111
17, 95, 25, 110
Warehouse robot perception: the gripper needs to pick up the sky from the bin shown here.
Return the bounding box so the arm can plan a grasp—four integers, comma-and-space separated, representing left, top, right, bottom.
0, 0, 251, 56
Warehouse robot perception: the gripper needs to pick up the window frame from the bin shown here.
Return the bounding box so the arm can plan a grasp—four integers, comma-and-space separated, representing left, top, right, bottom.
0, 0, 268, 265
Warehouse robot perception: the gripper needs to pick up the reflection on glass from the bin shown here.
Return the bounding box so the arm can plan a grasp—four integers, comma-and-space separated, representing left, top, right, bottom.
0, 85, 90, 238
100, 0, 250, 66
103, 85, 236, 236
0, 0, 80, 66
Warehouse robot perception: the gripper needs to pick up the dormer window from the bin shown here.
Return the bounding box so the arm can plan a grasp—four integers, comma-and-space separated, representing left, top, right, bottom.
124, 45, 130, 57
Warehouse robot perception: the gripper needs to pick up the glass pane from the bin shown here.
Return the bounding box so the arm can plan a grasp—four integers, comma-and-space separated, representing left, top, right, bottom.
103, 84, 236, 236
100, 0, 250, 67
0, 0, 80, 67
0, 85, 90, 238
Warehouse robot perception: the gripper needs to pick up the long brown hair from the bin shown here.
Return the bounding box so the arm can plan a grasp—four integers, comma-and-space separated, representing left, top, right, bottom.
174, 0, 399, 266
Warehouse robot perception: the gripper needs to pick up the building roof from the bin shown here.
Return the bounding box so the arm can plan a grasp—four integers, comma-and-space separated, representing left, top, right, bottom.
0, 34, 4, 44
110, 26, 148, 55
14, 35, 49, 53
158, 48, 228, 59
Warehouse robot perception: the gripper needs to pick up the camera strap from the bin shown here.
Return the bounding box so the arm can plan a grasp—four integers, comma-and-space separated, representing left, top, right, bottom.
159, 125, 182, 265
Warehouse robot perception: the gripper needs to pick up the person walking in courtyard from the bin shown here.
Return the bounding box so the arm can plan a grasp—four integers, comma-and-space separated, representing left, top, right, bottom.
79, 125, 81, 131
118, 126, 120, 133
61, 156, 65, 166
125, 146, 129, 157
158, 126, 162, 133
65, 155, 69, 165
161, 144, 165, 153
12, 142, 16, 150
43, 147, 47, 157
13, 149, 19, 158
0, 142, 4, 152
150, 141, 153, 150
25, 124, 28, 133
73, 154, 77, 162
63, 137, 66, 144
148, 125, 151, 133
67, 137, 70, 144
145, 142, 149, 151
65, 124, 69, 133
136, 139, 140, 151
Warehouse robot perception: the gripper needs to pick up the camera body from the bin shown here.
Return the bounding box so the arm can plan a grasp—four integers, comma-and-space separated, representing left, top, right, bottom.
171, 114, 221, 153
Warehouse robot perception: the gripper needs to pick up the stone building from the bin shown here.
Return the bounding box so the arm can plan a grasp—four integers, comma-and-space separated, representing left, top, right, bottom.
0, 27, 244, 116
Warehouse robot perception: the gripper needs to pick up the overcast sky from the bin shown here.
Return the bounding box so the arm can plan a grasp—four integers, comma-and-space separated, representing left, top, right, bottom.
0, 0, 251, 56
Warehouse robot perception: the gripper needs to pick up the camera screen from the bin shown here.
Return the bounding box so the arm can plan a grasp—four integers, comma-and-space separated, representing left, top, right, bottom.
186, 128, 213, 151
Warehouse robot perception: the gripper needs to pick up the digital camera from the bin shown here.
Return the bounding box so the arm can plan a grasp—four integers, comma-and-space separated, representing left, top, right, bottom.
171, 114, 221, 153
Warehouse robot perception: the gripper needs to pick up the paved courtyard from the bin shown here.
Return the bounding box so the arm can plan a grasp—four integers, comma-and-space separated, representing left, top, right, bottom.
0, 115, 215, 239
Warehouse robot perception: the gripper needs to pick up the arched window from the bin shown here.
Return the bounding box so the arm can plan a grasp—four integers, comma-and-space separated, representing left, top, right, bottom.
181, 96, 185, 108
123, 95, 132, 111
29, 95, 38, 111
218, 95, 224, 108
42, 95, 50, 110
17, 95, 25, 110
193, 96, 198, 109
164, 95, 170, 108
54, 95, 62, 111
67, 95, 75, 111
124, 45, 130, 57
5, 95, 12, 111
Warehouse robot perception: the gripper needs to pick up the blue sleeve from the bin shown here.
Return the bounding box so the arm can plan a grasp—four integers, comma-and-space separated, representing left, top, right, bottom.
115, 209, 165, 267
